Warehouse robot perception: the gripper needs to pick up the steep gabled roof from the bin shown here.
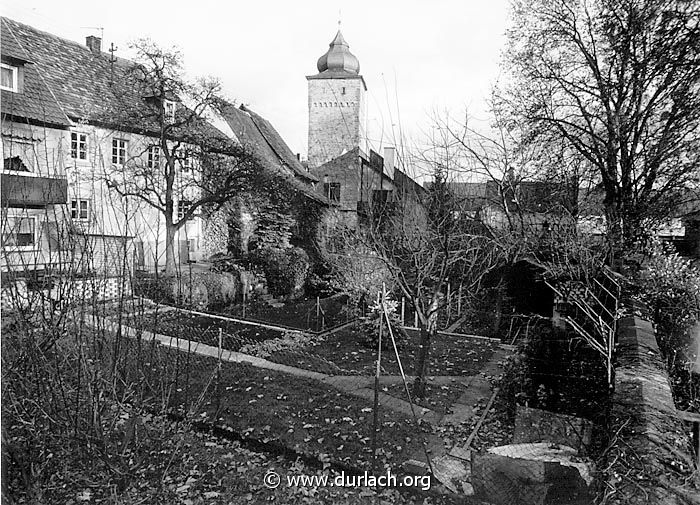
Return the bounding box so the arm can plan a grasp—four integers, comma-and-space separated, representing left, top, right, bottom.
1, 17, 231, 145
220, 102, 328, 205
1, 18, 70, 127
240, 105, 318, 183
1, 17, 131, 123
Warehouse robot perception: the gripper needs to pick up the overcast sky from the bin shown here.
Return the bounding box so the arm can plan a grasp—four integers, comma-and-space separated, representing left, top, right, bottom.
4, 0, 511, 158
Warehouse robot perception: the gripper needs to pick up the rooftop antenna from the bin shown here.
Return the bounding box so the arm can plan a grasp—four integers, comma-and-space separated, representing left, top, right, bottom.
80, 26, 104, 41
108, 42, 118, 84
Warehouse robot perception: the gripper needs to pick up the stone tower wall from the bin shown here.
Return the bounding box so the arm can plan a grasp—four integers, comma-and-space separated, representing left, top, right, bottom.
307, 77, 365, 168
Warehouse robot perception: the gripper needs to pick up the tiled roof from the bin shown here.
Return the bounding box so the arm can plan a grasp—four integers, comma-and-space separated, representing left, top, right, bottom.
1, 18, 70, 127
1, 17, 130, 122
220, 102, 328, 205
240, 105, 318, 183
1, 17, 328, 205
1, 17, 230, 144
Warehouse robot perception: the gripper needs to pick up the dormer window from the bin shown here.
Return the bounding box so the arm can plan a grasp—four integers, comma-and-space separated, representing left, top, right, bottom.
1, 63, 18, 92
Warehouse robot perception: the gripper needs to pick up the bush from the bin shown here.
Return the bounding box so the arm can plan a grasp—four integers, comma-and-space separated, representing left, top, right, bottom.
199, 272, 238, 307
248, 246, 310, 299
239, 331, 322, 358
360, 295, 409, 350
133, 272, 172, 303
167, 276, 209, 309
638, 240, 700, 364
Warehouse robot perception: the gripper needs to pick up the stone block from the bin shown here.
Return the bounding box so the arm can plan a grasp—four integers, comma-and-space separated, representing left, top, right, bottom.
471, 443, 593, 505
402, 459, 429, 475
514, 406, 593, 452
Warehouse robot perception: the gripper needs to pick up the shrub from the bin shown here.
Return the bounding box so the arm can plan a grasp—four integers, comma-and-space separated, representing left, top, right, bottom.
360, 295, 409, 350
199, 272, 238, 307
239, 331, 322, 358
638, 240, 700, 364
167, 276, 209, 309
133, 273, 172, 303
248, 246, 310, 299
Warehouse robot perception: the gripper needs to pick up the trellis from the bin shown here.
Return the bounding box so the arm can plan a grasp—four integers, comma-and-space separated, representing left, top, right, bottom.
545, 266, 622, 385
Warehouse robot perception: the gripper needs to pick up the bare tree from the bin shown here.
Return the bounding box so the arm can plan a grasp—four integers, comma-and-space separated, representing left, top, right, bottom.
503, 0, 700, 252
327, 149, 504, 397
101, 40, 270, 274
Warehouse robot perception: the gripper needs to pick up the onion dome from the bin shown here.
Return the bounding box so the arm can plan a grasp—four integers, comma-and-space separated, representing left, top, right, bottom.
316, 30, 360, 74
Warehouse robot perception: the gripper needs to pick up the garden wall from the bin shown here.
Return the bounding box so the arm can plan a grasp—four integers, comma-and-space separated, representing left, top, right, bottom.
1, 276, 131, 311
605, 315, 696, 504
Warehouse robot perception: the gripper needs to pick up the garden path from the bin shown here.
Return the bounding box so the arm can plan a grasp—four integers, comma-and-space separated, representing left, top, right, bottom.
96, 312, 509, 429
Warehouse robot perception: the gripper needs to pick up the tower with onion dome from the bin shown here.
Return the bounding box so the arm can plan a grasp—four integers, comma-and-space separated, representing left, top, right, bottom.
307, 29, 367, 169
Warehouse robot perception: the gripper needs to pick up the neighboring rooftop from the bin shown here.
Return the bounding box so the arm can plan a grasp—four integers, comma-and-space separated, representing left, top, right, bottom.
1, 18, 70, 127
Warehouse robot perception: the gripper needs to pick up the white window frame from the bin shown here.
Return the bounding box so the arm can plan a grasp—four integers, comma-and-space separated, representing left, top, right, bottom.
164, 100, 176, 123
1, 63, 18, 92
112, 138, 128, 165
177, 199, 193, 221
70, 132, 88, 160
70, 199, 90, 220
2, 138, 38, 174
147, 145, 161, 169
2, 215, 37, 250
178, 147, 195, 173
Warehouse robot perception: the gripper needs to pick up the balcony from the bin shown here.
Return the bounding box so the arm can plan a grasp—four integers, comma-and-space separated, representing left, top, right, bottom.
1, 173, 68, 207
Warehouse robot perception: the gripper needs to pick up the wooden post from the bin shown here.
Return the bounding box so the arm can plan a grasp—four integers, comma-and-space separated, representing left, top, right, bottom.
401, 297, 405, 326
372, 286, 384, 474
218, 328, 223, 361
446, 283, 452, 325
457, 285, 462, 316
414, 310, 418, 329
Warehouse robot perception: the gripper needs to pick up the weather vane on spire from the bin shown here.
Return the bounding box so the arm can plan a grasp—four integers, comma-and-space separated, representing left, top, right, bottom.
338, 9, 342, 28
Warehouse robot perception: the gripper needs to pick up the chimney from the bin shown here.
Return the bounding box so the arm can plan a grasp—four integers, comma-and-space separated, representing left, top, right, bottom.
383, 146, 396, 180
86, 35, 101, 54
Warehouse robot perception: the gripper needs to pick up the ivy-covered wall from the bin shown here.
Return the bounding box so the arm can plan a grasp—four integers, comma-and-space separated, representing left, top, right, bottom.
224, 192, 331, 259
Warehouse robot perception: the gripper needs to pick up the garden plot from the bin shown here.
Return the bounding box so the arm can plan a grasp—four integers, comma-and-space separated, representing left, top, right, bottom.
266, 326, 499, 377
218, 293, 353, 332
120, 309, 295, 352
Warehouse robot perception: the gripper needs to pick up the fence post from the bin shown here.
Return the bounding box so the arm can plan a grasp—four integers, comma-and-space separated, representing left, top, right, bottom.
457, 285, 462, 316
447, 283, 452, 325
401, 297, 405, 326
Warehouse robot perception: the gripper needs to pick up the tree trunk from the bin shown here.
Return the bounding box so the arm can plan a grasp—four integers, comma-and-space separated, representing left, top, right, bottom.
165, 220, 177, 275
412, 322, 433, 399
604, 200, 623, 267
412, 296, 440, 398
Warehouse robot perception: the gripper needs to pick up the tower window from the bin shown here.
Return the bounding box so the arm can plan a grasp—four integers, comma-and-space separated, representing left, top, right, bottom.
342, 87, 346, 95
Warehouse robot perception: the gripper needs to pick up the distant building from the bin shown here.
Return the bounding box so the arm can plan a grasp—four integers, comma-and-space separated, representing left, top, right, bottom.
306, 30, 424, 225
1, 17, 331, 309
431, 180, 577, 232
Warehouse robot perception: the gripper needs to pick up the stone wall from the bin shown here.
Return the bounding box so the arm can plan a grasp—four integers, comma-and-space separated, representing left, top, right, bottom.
307, 77, 365, 169
604, 315, 697, 504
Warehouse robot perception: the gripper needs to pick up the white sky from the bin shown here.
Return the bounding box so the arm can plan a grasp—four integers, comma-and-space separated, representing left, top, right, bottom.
3, 0, 511, 159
